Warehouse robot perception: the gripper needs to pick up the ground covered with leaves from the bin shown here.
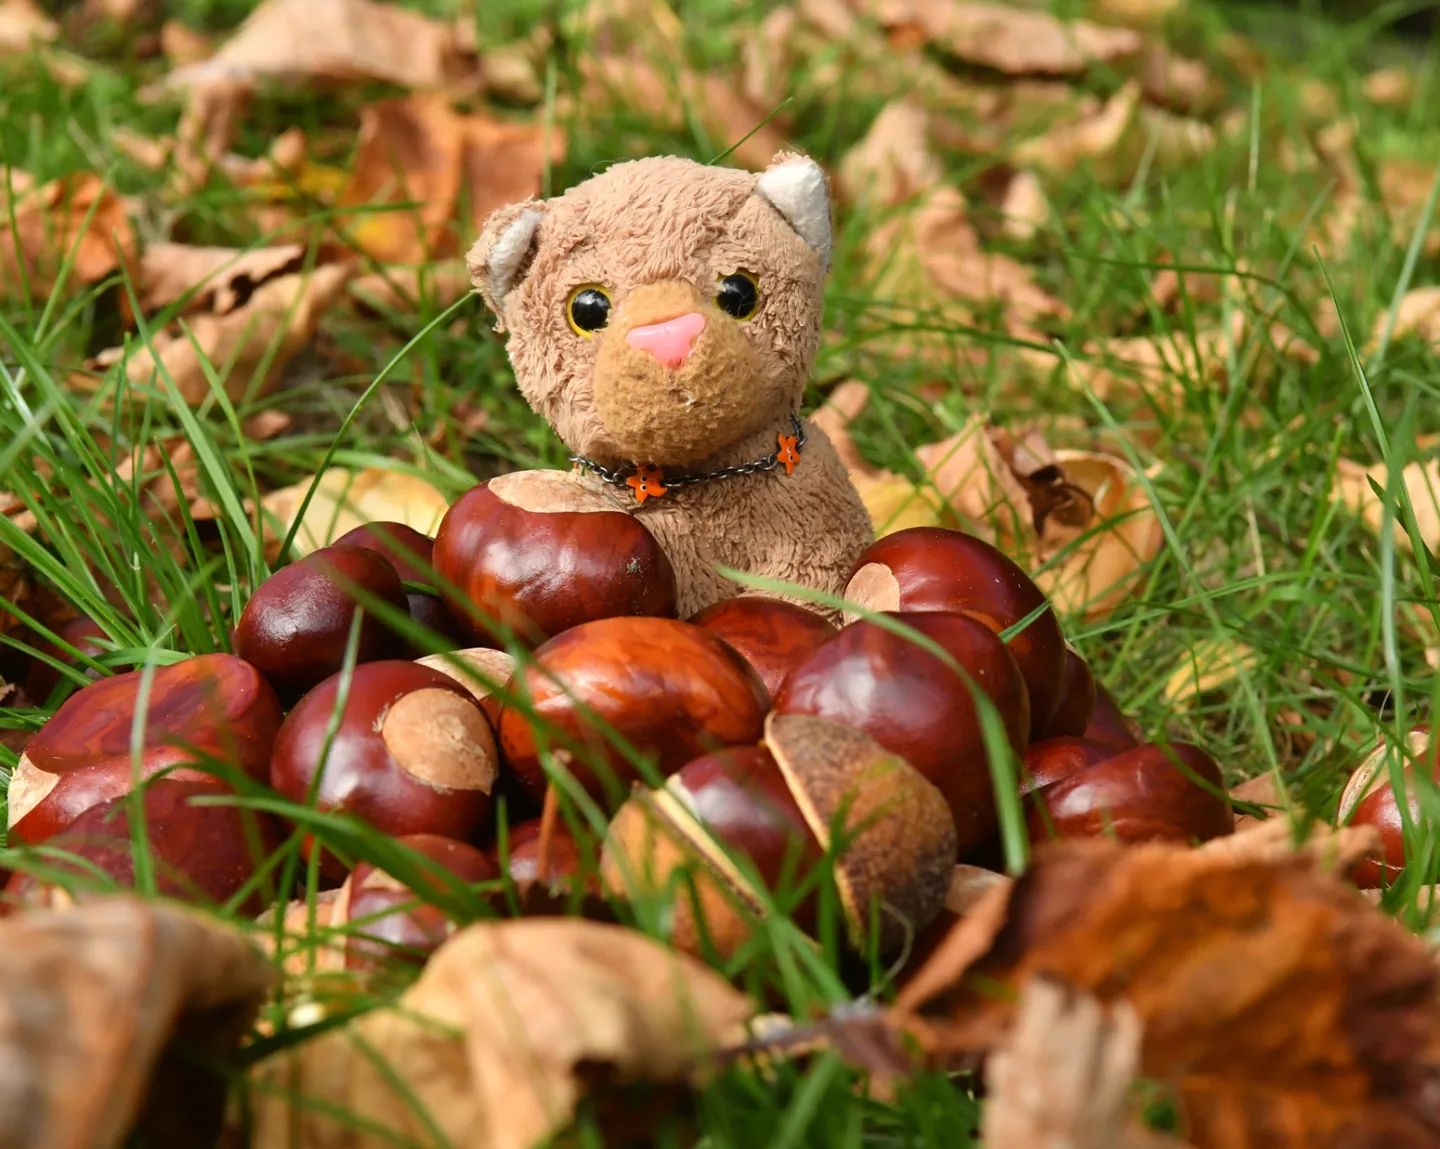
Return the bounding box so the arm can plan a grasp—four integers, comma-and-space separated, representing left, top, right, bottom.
4, 0, 1440, 1147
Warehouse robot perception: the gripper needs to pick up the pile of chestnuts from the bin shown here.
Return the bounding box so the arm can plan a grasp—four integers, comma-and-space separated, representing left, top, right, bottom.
4, 469, 1245, 968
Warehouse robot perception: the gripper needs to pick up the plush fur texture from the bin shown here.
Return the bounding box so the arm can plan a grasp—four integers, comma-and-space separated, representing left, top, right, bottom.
468, 154, 874, 615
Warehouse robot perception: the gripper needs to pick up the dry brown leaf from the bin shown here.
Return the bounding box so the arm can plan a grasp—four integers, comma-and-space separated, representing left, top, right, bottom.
1195, 818, 1380, 873
866, 0, 1143, 77
1162, 637, 1261, 703
0, 896, 272, 1149
1228, 773, 1290, 828
339, 94, 561, 264
259, 465, 451, 556
894, 838, 1440, 1148
1137, 45, 1222, 115
134, 242, 306, 316
578, 54, 789, 172
159, 18, 212, 66
982, 980, 1183, 1149
1364, 66, 1414, 108
0, 171, 136, 300
1013, 79, 1141, 174
165, 0, 472, 92
85, 260, 351, 405
0, 0, 54, 53
243, 917, 754, 1149
998, 168, 1049, 241
1334, 455, 1440, 556
349, 259, 474, 312
1374, 285, 1440, 347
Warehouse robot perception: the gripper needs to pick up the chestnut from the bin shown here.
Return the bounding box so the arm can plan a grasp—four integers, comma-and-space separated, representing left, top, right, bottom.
4, 779, 282, 914
21, 615, 108, 702
270, 660, 499, 881
1019, 736, 1112, 797
773, 611, 1030, 855
234, 544, 409, 699
492, 816, 596, 892
432, 470, 678, 648
688, 596, 837, 701
10, 653, 283, 845
845, 527, 1066, 738
1040, 648, 1097, 739
602, 713, 957, 956
1337, 728, 1435, 889
333, 521, 463, 653
1083, 680, 1142, 752
498, 616, 768, 806
336, 833, 498, 969
1026, 741, 1234, 845
415, 647, 517, 728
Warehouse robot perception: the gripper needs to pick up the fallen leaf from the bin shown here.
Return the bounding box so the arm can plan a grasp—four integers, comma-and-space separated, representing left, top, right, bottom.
577, 54, 789, 172
866, 0, 1143, 77
997, 168, 1049, 241
159, 18, 211, 66
84, 259, 351, 405
1228, 773, 1291, 829
0, 896, 272, 1149
0, 0, 54, 54
339, 94, 561, 264
1363, 66, 1414, 108
134, 241, 307, 316
894, 838, 1440, 1148
1163, 637, 1261, 703
1137, 45, 1222, 115
164, 0, 473, 93
242, 917, 755, 1149
1374, 286, 1440, 347
982, 980, 1182, 1149
349, 259, 473, 312
1013, 79, 1141, 173
0, 171, 136, 300
1195, 817, 1380, 872
259, 466, 451, 556
1334, 455, 1440, 556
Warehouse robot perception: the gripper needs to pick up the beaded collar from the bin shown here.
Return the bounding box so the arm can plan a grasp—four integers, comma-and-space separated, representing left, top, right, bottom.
569, 414, 806, 505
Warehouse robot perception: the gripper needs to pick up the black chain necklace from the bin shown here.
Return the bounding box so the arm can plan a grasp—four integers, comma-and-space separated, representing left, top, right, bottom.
570, 413, 806, 504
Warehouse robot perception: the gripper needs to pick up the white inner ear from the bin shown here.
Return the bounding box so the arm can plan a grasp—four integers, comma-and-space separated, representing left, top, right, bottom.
755, 159, 832, 271
487, 208, 543, 308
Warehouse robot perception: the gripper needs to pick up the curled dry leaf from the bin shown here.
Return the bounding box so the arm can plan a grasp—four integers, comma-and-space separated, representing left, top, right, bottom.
1162, 637, 1260, 704
133, 242, 306, 316
164, 0, 473, 93
83, 258, 351, 405
0, 896, 272, 1149
242, 918, 754, 1149
340, 94, 563, 265
0, 0, 54, 53
982, 980, 1183, 1149
0, 171, 135, 301
866, 0, 1143, 77
893, 837, 1440, 1148
259, 466, 451, 556
1333, 455, 1440, 556
1195, 816, 1380, 874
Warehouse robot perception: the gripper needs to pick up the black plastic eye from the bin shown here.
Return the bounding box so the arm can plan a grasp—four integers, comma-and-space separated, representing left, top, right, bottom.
716, 271, 760, 320
567, 285, 612, 335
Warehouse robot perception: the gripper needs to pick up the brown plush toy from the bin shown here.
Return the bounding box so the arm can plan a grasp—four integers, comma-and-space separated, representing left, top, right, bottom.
466, 153, 874, 617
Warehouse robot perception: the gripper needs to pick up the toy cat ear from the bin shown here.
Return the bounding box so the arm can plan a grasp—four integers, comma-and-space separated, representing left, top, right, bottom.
467, 201, 545, 326
755, 153, 832, 272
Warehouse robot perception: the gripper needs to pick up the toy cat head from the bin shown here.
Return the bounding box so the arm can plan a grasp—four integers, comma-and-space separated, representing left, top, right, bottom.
467, 153, 831, 467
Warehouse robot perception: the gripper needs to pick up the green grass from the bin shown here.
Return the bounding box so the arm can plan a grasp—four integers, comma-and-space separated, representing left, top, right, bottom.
5, 0, 1440, 1143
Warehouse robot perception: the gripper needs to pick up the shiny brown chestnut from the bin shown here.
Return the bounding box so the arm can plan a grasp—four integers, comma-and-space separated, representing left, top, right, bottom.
688, 597, 837, 701
4, 779, 283, 914
845, 527, 1066, 738
415, 647, 517, 729
270, 660, 499, 881
1040, 648, 1097, 739
498, 616, 768, 806
333, 521, 463, 653
337, 833, 498, 969
432, 471, 678, 648
1083, 680, 1142, 752
493, 817, 596, 892
10, 653, 284, 845
773, 611, 1030, 855
235, 544, 409, 698
1019, 736, 1113, 797
1337, 728, 1435, 889
602, 713, 958, 956
1026, 741, 1234, 845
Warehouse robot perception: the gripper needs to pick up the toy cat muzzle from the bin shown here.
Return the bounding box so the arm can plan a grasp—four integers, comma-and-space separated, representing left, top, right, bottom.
592, 280, 767, 466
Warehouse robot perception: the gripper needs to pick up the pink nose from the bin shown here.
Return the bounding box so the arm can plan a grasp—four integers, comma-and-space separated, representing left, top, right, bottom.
625, 311, 706, 369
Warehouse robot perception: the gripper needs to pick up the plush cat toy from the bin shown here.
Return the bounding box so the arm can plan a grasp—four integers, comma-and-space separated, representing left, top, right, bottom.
466, 153, 874, 616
